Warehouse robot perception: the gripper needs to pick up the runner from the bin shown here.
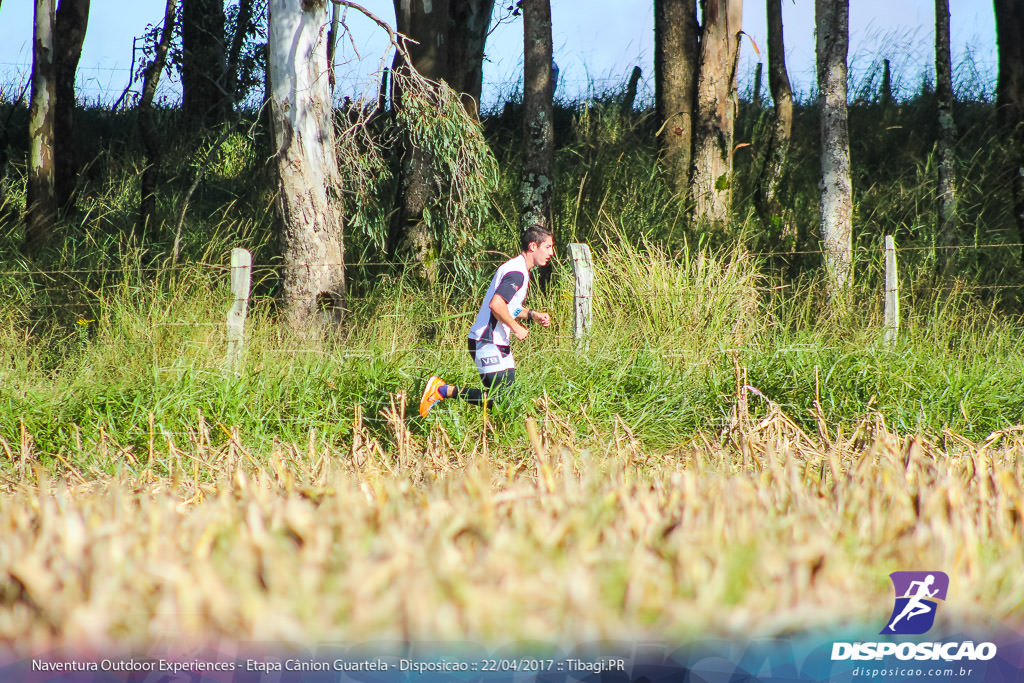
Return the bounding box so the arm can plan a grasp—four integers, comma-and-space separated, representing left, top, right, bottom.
419, 225, 554, 417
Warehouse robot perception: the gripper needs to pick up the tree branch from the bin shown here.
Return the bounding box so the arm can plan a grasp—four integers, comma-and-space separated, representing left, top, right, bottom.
329, 0, 418, 57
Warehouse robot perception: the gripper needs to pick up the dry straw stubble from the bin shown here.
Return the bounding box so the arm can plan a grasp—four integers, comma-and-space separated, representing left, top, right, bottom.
1, 392, 1023, 654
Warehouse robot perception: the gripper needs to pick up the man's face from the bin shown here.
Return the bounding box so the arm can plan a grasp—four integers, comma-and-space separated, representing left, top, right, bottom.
532, 236, 555, 266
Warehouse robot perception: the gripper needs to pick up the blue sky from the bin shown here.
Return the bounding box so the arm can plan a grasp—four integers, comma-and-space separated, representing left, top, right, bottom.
0, 1, 997, 107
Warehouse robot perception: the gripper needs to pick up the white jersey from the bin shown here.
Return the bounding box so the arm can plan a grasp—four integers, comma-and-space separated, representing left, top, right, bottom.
468, 254, 530, 348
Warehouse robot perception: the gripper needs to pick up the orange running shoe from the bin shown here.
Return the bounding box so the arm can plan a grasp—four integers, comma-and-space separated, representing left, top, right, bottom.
419, 375, 446, 418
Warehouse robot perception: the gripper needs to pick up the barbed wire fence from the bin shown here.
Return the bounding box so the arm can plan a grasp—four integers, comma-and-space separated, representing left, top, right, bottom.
3, 237, 1022, 438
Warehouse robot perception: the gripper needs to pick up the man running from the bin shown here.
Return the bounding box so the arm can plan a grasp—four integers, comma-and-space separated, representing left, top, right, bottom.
419, 225, 554, 417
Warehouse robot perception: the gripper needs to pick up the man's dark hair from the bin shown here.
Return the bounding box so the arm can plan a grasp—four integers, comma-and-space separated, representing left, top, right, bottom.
521, 224, 553, 252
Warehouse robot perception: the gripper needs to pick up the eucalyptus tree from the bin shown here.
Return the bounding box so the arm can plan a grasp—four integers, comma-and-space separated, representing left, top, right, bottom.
54, 0, 89, 212
653, 0, 742, 226
994, 0, 1024, 262
816, 0, 853, 297
136, 0, 176, 238
182, 0, 227, 126
25, 0, 57, 255
755, 0, 794, 233
268, 0, 345, 329
654, 0, 699, 198
387, 0, 496, 279
934, 0, 957, 267
520, 0, 554, 236
690, 0, 743, 227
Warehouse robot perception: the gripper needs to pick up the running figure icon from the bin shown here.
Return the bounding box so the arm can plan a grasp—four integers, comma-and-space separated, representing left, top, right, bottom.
888, 574, 939, 631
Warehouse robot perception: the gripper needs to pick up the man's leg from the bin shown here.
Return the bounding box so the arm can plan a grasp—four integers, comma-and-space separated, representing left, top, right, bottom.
420, 340, 516, 417
445, 368, 516, 409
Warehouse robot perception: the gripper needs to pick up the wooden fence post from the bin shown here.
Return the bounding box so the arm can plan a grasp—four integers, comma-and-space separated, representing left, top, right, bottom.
567, 243, 593, 350
226, 247, 252, 371
884, 235, 899, 346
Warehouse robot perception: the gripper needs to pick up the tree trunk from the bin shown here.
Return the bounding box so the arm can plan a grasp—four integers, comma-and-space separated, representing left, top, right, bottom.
520, 0, 554, 232
53, 0, 89, 213
994, 0, 1024, 263
996, 0, 1024, 126
448, 0, 495, 118
755, 0, 793, 228
623, 65, 642, 114
880, 58, 892, 111
691, 0, 743, 226
816, 0, 853, 295
269, 0, 346, 330
225, 0, 255, 105
388, 0, 451, 280
935, 0, 958, 266
751, 61, 762, 110
654, 0, 699, 198
520, 0, 554, 290
136, 0, 176, 239
182, 0, 227, 127
326, 0, 340, 93
386, 0, 494, 278
25, 0, 57, 256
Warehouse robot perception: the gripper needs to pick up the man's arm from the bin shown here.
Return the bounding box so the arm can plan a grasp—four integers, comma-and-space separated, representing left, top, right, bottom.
490, 294, 529, 340
509, 304, 552, 327
520, 307, 551, 327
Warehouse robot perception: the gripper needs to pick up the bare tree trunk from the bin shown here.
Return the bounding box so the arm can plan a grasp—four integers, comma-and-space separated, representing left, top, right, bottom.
751, 61, 762, 109
25, 0, 57, 255
994, 0, 1024, 263
269, 0, 346, 330
880, 58, 892, 111
326, 0, 340, 93
377, 66, 390, 113
935, 0, 958, 267
53, 0, 89, 213
225, 0, 255, 106
136, 0, 176, 239
654, 0, 699, 198
816, 0, 853, 295
388, 0, 450, 280
622, 65, 642, 114
448, 0, 495, 118
182, 0, 227, 127
691, 0, 743, 226
520, 0, 554, 233
755, 0, 793, 228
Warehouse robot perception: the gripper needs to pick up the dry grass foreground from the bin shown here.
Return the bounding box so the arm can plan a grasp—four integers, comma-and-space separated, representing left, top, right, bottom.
1, 391, 1023, 656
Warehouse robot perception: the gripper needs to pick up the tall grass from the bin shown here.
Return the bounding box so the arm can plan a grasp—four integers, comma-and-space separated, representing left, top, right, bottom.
3, 224, 1024, 472
2, 61, 1023, 466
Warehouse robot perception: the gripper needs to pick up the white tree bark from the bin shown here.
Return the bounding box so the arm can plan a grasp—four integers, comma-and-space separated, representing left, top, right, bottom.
26, 0, 56, 254
269, 0, 346, 329
690, 0, 742, 226
815, 0, 853, 295
935, 0, 957, 262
